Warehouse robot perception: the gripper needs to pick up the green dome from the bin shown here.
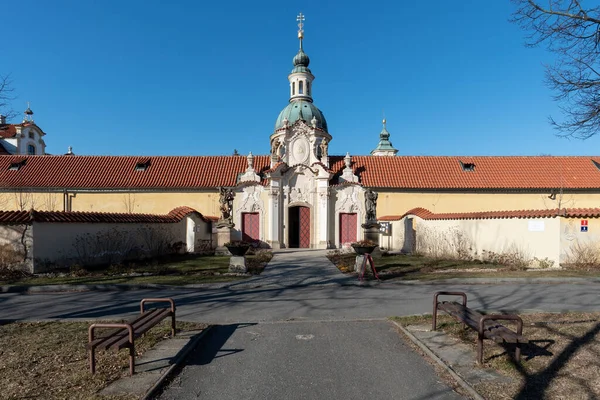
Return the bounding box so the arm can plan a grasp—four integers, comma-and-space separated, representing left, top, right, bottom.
275, 100, 328, 131
293, 49, 310, 68
292, 49, 311, 74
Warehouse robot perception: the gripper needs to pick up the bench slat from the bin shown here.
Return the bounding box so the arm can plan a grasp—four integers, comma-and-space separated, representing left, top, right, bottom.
439, 301, 526, 342
110, 309, 172, 350
93, 309, 163, 350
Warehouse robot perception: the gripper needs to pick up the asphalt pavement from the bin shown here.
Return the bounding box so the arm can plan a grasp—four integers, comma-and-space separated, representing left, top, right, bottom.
2, 249, 600, 399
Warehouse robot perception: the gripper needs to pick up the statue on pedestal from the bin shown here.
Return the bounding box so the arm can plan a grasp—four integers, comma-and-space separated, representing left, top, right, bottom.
218, 187, 235, 226
365, 188, 378, 223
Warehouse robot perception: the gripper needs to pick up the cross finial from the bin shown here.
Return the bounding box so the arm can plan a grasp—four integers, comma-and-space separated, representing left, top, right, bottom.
297, 12, 305, 48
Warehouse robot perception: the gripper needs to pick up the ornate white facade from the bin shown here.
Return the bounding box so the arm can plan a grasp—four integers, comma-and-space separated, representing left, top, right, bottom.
230, 17, 371, 249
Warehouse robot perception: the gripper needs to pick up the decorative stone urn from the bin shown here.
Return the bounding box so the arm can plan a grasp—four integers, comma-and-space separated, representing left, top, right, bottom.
351, 240, 377, 255
226, 241, 250, 273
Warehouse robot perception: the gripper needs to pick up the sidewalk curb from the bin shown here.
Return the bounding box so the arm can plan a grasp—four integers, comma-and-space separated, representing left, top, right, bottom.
2, 277, 599, 294
391, 321, 484, 400
142, 325, 214, 400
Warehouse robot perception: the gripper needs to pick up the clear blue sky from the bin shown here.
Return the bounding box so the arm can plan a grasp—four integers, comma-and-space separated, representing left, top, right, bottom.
2, 0, 592, 156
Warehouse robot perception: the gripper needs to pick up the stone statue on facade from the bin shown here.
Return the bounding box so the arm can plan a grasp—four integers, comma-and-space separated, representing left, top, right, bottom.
320, 139, 328, 158
365, 188, 378, 223
218, 187, 235, 226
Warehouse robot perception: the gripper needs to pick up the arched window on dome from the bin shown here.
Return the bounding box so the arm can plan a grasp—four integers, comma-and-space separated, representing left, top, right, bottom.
299, 81, 304, 95
27, 144, 36, 155
292, 82, 295, 95
306, 81, 310, 96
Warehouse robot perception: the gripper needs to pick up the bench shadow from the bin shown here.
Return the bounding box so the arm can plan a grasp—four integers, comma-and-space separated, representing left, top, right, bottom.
184, 323, 255, 366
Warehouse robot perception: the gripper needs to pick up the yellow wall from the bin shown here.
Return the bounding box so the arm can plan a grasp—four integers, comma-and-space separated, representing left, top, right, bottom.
0, 190, 220, 216
3, 189, 600, 218
377, 191, 600, 217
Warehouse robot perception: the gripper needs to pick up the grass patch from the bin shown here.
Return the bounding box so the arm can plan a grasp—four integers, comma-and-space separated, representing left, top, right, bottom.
394, 312, 600, 399
1, 252, 273, 287
327, 252, 600, 281
0, 319, 207, 400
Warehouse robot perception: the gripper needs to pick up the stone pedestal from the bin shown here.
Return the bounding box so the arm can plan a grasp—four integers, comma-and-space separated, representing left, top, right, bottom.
215, 222, 234, 256
355, 255, 366, 273
362, 222, 381, 245
229, 256, 247, 273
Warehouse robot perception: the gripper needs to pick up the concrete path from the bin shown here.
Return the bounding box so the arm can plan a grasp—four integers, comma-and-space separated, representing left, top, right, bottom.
159, 320, 463, 400
230, 249, 355, 289
1, 249, 599, 399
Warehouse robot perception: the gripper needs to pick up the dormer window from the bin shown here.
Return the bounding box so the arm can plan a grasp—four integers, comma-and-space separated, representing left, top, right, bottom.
27, 145, 36, 155
460, 161, 475, 171
8, 159, 26, 171
135, 158, 151, 171
28, 131, 34, 139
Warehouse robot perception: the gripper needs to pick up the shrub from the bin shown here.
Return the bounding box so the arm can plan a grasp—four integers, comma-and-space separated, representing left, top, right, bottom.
564, 240, 600, 271
481, 244, 531, 270
351, 239, 377, 247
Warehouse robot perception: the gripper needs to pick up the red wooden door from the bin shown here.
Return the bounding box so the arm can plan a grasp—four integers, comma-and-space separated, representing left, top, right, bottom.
339, 213, 357, 244
299, 206, 310, 248
242, 212, 260, 243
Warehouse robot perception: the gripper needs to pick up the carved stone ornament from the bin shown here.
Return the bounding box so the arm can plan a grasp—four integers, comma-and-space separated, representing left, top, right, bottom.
290, 136, 310, 165
335, 186, 360, 213
237, 185, 264, 213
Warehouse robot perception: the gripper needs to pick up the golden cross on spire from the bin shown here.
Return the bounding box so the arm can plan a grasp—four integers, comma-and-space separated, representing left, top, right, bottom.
297, 12, 305, 47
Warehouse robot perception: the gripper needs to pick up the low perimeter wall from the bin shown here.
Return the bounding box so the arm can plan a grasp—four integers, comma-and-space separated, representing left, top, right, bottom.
379, 215, 568, 267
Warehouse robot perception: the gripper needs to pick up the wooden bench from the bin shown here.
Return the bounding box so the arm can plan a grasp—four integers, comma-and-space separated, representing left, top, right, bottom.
87, 298, 176, 376
432, 291, 528, 364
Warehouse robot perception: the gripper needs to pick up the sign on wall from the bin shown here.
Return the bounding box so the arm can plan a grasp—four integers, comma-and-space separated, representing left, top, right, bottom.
379, 222, 391, 235
528, 220, 545, 232
581, 219, 588, 232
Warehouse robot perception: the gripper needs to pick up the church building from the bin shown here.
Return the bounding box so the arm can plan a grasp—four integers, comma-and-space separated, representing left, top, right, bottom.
2, 15, 600, 251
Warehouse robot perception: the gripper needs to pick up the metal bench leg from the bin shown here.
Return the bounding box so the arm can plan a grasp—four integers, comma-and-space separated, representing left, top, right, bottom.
89, 347, 96, 374
477, 332, 484, 364
129, 342, 135, 376
171, 312, 176, 337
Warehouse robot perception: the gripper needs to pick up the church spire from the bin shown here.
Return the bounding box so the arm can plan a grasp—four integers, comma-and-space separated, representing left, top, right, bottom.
297, 12, 305, 50
289, 13, 314, 102
371, 119, 398, 156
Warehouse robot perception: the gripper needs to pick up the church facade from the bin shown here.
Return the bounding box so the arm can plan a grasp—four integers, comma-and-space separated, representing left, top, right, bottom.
3, 19, 600, 251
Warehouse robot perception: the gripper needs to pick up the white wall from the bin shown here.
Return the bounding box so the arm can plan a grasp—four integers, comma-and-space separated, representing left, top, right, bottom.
29, 215, 213, 272
383, 215, 562, 267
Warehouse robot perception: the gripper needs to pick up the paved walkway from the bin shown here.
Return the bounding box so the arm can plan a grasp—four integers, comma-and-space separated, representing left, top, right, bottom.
2, 249, 600, 399
228, 249, 355, 289
159, 320, 463, 400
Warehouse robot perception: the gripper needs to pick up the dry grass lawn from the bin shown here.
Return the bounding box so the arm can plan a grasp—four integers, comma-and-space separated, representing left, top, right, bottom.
0, 320, 207, 400
396, 312, 600, 400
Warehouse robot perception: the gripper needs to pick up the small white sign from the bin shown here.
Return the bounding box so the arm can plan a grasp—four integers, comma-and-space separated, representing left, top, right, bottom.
528, 220, 545, 232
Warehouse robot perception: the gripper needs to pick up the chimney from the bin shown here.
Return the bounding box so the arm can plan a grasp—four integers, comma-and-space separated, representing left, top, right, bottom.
0, 115, 5, 125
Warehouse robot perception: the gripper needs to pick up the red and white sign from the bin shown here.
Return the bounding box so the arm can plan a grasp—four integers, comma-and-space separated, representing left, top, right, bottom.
581, 220, 588, 226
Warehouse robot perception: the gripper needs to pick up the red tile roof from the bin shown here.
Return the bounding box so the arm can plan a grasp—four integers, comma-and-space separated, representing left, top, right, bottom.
0, 155, 271, 189
0, 124, 17, 138
1, 154, 600, 190
330, 155, 600, 189
379, 207, 600, 221
0, 206, 216, 224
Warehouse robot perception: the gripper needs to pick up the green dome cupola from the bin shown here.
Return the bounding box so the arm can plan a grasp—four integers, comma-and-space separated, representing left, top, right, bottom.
274, 12, 328, 132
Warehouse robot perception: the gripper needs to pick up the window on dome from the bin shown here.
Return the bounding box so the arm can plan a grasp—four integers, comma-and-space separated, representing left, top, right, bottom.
28, 131, 34, 139
292, 82, 295, 95
299, 81, 304, 94
27, 145, 36, 155
306, 81, 310, 95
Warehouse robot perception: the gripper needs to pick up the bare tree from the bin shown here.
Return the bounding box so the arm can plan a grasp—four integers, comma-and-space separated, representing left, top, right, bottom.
14, 191, 36, 211
122, 193, 138, 213
512, 1, 600, 139
0, 74, 16, 121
